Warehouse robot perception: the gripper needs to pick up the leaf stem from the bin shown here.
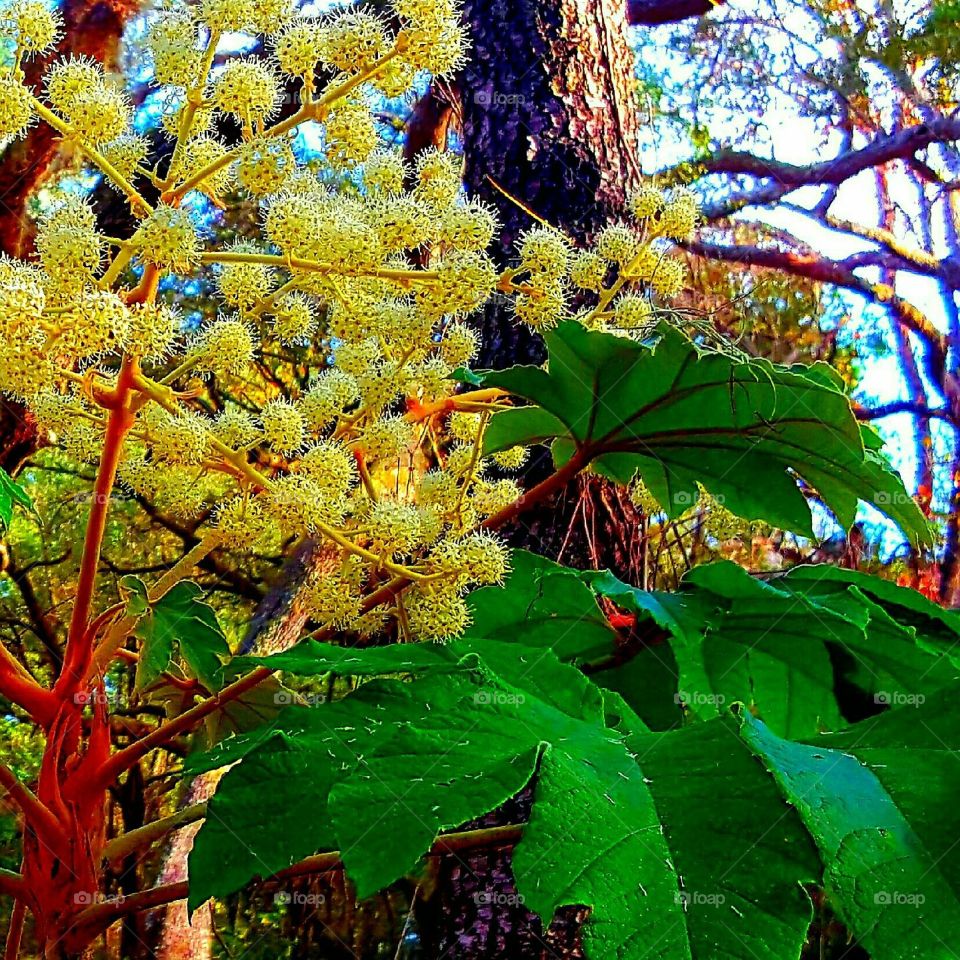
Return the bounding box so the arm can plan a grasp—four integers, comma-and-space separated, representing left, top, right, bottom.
102, 802, 208, 867
197, 250, 441, 284
93, 667, 275, 789
3, 898, 25, 960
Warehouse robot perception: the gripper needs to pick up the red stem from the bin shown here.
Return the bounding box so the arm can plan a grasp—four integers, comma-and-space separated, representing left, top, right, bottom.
481, 446, 592, 532
0, 645, 56, 727
0, 870, 24, 901
3, 899, 25, 960
0, 763, 68, 857
55, 359, 136, 700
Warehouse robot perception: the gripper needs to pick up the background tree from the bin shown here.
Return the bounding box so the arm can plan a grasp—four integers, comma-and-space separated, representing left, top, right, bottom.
641, 0, 960, 599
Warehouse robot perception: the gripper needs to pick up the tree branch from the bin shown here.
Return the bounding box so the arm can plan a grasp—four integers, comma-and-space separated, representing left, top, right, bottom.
0, 869, 24, 900
102, 802, 208, 868
0, 762, 68, 856
854, 401, 951, 422
0, 642, 56, 726
693, 116, 960, 220
94, 666, 275, 789
627, 0, 723, 25
684, 238, 954, 413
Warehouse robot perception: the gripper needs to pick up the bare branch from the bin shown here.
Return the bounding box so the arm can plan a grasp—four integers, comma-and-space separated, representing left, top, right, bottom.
692, 117, 960, 219
627, 0, 723, 26
684, 238, 951, 394
855, 401, 951, 422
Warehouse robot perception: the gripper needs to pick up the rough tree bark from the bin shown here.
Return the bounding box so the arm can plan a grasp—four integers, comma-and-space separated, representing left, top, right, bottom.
413, 0, 648, 955
454, 0, 648, 579
0, 0, 140, 255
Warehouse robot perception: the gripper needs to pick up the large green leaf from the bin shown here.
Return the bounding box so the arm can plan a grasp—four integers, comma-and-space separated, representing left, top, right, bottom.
479, 321, 930, 544
191, 643, 826, 959
590, 560, 960, 737
251, 552, 957, 742
192, 628, 960, 960
515, 712, 821, 960
187, 681, 405, 910
744, 698, 960, 959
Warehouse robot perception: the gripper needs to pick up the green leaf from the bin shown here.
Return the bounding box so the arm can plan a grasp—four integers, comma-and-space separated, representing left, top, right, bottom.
189, 645, 609, 907
0, 466, 37, 532
330, 686, 542, 895
515, 713, 821, 960
591, 560, 959, 737
239, 639, 458, 678
188, 679, 414, 910
590, 645, 681, 731
193, 633, 960, 960
742, 705, 960, 958
128, 581, 230, 691
246, 632, 607, 725
463, 549, 618, 663
480, 321, 930, 544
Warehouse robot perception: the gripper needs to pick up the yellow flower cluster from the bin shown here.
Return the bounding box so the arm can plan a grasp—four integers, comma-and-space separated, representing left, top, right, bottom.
0, 0, 695, 643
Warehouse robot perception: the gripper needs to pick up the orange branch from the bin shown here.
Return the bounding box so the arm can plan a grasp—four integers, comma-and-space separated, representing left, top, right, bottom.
54, 358, 137, 700
0, 643, 56, 726
0, 763, 69, 858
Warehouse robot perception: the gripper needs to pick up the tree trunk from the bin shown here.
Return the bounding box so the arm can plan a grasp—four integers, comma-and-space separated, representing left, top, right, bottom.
416, 0, 645, 955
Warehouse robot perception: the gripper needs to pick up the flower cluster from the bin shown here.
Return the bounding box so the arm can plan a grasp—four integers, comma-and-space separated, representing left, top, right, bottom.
0, 0, 695, 642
